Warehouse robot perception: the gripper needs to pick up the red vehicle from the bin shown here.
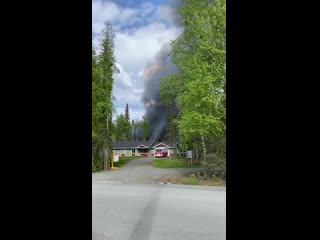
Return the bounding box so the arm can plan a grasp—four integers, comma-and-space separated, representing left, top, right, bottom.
154, 147, 168, 158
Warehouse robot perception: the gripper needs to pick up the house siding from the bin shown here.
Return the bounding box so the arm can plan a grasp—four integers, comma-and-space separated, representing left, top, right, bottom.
113, 150, 121, 155
112, 141, 175, 158
113, 149, 131, 156
113, 149, 140, 157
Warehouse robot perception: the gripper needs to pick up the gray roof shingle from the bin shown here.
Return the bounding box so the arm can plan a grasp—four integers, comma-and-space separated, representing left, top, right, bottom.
152, 142, 176, 148
112, 140, 176, 149
113, 140, 155, 149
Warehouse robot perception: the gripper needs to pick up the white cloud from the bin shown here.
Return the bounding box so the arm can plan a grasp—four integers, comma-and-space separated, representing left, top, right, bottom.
150, 1, 182, 27
118, 8, 140, 26
114, 22, 182, 78
113, 85, 142, 108
154, 5, 177, 25
132, 88, 143, 95
114, 63, 134, 89
140, 2, 155, 17
92, 1, 120, 34
93, 0, 183, 120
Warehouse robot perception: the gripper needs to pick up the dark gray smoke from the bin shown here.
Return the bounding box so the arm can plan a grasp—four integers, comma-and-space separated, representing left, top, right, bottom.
141, 43, 178, 140
140, 0, 183, 141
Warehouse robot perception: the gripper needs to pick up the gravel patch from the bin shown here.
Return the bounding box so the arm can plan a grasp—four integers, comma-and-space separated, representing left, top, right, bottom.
92, 156, 202, 184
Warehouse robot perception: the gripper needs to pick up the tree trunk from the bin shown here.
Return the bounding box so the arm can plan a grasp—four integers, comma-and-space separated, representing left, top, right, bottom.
105, 149, 109, 171
195, 145, 198, 163
106, 116, 109, 170
100, 148, 103, 170
201, 135, 207, 158
201, 135, 208, 176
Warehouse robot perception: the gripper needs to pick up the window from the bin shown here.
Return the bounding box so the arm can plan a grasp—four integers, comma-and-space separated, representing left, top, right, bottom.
138, 149, 148, 153
132, 149, 135, 154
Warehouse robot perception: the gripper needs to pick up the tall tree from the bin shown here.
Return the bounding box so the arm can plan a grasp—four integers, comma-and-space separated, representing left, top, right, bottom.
125, 103, 130, 122
164, 102, 178, 143
171, 0, 226, 140
131, 120, 137, 141
141, 117, 151, 141
160, 73, 183, 143
92, 21, 119, 172
160, 0, 226, 176
114, 114, 131, 141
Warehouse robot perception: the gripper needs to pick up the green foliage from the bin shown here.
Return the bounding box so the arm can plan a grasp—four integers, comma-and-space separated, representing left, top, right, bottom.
201, 153, 226, 179
152, 158, 200, 168
131, 120, 138, 141
114, 114, 131, 141
160, 74, 182, 143
201, 136, 226, 179
130, 117, 151, 141
92, 21, 119, 172
182, 173, 199, 185
160, 0, 226, 178
180, 173, 225, 186
171, 0, 226, 140
113, 156, 144, 168
140, 117, 151, 141
125, 103, 130, 121
160, 74, 185, 105
164, 103, 178, 143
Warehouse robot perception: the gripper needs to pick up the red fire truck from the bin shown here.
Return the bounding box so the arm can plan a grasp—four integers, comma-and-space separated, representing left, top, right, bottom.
154, 147, 168, 158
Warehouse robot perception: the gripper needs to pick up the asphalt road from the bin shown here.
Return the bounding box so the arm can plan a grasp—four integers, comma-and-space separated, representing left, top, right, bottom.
92, 181, 226, 240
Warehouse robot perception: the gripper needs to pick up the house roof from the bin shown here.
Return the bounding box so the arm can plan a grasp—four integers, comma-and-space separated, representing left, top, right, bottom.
113, 140, 155, 149
152, 142, 176, 148
113, 140, 177, 149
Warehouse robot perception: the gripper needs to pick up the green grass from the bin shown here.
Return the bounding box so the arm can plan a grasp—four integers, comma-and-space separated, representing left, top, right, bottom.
178, 173, 225, 186
181, 173, 199, 184
113, 156, 145, 168
152, 158, 201, 168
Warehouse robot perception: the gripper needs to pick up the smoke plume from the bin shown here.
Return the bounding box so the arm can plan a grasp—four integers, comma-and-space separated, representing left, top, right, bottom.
140, 0, 183, 141
141, 43, 178, 141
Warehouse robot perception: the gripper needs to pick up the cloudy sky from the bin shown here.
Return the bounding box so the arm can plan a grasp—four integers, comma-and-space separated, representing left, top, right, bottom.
92, 0, 183, 121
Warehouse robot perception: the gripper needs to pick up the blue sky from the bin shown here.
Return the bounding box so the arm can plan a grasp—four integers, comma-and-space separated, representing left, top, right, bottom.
92, 0, 182, 121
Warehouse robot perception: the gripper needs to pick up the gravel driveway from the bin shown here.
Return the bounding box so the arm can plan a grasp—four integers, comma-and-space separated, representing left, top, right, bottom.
92, 156, 202, 184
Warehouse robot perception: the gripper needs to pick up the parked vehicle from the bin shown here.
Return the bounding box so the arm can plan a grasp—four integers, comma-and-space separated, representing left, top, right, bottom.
154, 147, 168, 158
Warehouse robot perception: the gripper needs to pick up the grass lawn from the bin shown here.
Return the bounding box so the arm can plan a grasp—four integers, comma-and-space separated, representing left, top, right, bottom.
152, 157, 201, 168
113, 156, 145, 168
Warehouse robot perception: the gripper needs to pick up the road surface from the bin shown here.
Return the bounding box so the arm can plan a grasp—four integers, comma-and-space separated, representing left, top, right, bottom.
92, 156, 202, 183
92, 181, 226, 240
